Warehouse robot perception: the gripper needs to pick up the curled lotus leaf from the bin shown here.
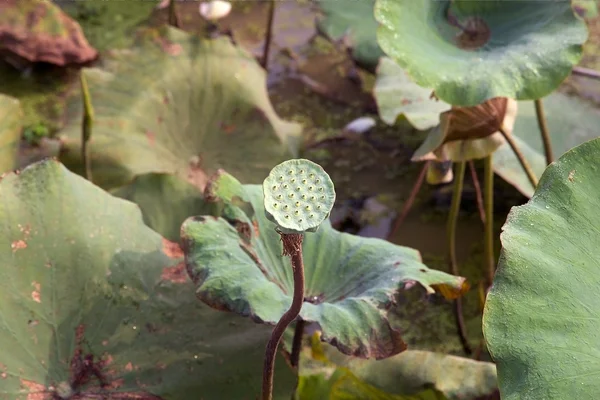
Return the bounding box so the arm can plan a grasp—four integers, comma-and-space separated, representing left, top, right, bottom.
182, 171, 469, 360
374, 57, 451, 131
375, 0, 588, 106
412, 98, 518, 162
0, 160, 295, 399
484, 138, 600, 399
0, 94, 22, 174
0, 0, 98, 66
58, 26, 301, 190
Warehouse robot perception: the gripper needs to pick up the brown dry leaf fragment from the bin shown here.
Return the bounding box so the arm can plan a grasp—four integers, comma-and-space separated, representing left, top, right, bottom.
161, 262, 188, 284
161, 238, 183, 259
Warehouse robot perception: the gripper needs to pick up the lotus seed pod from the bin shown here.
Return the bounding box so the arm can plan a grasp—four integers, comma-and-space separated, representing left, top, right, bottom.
263, 159, 335, 234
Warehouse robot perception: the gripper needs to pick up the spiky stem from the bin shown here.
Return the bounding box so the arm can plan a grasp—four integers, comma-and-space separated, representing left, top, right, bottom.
290, 319, 306, 369
261, 0, 276, 70
534, 99, 553, 165
387, 161, 429, 241
483, 155, 494, 287
80, 72, 94, 183
262, 233, 305, 400
468, 160, 485, 225
447, 161, 471, 355
498, 126, 538, 189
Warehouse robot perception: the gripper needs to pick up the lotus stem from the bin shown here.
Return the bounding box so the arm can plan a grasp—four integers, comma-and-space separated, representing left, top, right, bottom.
468, 160, 485, 225
447, 161, 472, 355
572, 66, 600, 80
387, 161, 429, 241
483, 155, 494, 287
534, 98, 553, 165
80, 72, 94, 183
261, 0, 276, 70
262, 233, 305, 400
168, 0, 180, 28
290, 319, 306, 369
498, 126, 538, 189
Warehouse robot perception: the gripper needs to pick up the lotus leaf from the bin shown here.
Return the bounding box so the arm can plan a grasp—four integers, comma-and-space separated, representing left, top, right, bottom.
0, 0, 97, 66
374, 57, 451, 131
182, 171, 468, 360
0, 160, 295, 399
58, 27, 301, 190
315, 0, 384, 69
375, 0, 588, 106
0, 94, 22, 174
483, 137, 600, 399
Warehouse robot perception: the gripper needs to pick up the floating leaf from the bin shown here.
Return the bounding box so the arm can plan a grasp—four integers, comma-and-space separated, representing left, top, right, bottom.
0, 0, 98, 66
493, 92, 600, 197
0, 160, 295, 399
412, 98, 518, 162
374, 57, 450, 130
296, 334, 497, 399
58, 27, 301, 190
315, 0, 384, 69
375, 0, 588, 106
483, 138, 600, 399
182, 171, 468, 360
0, 94, 21, 174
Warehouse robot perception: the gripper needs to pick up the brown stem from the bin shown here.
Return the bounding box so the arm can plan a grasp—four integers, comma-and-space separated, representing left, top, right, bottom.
262, 233, 305, 400
289, 319, 305, 369
498, 126, 538, 189
534, 99, 553, 165
386, 161, 429, 241
448, 161, 472, 355
261, 0, 276, 70
168, 0, 180, 28
483, 155, 494, 287
468, 160, 485, 225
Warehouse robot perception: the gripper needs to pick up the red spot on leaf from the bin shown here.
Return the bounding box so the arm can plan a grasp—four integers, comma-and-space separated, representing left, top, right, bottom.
221, 122, 236, 134
11, 239, 27, 252
31, 281, 41, 303
162, 238, 183, 259
125, 362, 133, 371
20, 379, 50, 399
146, 130, 155, 146
161, 262, 188, 284
401, 99, 411, 105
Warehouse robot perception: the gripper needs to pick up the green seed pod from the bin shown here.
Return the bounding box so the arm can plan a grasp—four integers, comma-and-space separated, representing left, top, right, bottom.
263, 159, 335, 234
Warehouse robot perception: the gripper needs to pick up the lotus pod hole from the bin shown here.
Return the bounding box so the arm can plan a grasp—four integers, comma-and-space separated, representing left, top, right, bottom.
263, 159, 335, 233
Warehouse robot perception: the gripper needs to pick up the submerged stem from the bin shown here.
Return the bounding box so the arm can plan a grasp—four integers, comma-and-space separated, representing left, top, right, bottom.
290, 319, 306, 369
262, 233, 305, 400
468, 160, 485, 225
80, 72, 94, 183
483, 155, 494, 287
261, 0, 276, 70
498, 126, 538, 189
534, 98, 553, 165
387, 161, 429, 241
447, 161, 471, 355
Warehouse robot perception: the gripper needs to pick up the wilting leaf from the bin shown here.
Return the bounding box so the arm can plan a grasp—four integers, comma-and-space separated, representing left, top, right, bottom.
182, 171, 468, 360
483, 138, 600, 400
0, 0, 97, 66
0, 94, 21, 174
58, 27, 301, 190
0, 160, 295, 399
412, 98, 518, 162
315, 0, 384, 69
296, 334, 497, 399
375, 0, 588, 106
374, 57, 451, 131
111, 173, 211, 242
493, 92, 600, 197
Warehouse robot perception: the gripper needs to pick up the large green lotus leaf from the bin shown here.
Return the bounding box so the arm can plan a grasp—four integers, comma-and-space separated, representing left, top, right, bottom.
0, 0, 98, 66
374, 57, 451, 130
483, 138, 600, 399
315, 0, 384, 68
493, 92, 600, 197
111, 173, 210, 242
182, 172, 468, 360
296, 335, 496, 399
0, 160, 295, 399
375, 0, 588, 106
58, 27, 301, 190
0, 94, 22, 174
